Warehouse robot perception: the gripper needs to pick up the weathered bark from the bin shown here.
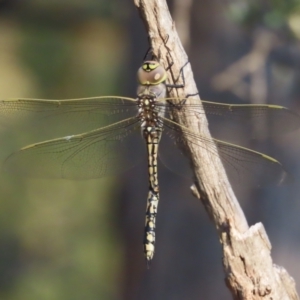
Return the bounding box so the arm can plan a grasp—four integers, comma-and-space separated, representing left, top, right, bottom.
133, 0, 299, 299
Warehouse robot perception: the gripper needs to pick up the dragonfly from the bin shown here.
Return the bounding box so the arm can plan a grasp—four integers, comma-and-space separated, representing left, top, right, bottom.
2, 59, 300, 266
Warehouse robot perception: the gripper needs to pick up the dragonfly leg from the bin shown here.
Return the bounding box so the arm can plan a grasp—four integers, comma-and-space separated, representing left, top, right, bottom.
186, 92, 199, 98
165, 61, 190, 89
165, 58, 200, 103
166, 98, 187, 110
143, 45, 154, 61
143, 34, 170, 63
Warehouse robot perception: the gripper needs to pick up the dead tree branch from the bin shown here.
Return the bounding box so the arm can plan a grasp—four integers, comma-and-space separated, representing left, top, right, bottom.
133, 0, 298, 299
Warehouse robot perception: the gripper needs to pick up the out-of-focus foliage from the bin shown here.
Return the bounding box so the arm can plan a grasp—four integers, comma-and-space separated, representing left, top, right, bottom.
227, 0, 300, 35
0, 1, 127, 300
18, 0, 126, 19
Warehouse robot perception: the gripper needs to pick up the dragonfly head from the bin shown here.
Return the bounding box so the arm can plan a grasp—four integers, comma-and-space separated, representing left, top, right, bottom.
137, 61, 167, 86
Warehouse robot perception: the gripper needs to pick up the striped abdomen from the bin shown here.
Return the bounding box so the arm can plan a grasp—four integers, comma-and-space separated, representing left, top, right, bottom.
143, 126, 162, 266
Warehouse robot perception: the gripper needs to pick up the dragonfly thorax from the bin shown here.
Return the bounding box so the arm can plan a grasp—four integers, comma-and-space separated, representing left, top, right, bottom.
137, 82, 166, 99
137, 95, 164, 129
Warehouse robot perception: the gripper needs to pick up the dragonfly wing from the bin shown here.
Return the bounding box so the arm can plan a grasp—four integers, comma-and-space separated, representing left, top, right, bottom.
160, 117, 288, 186
202, 101, 300, 136
212, 139, 287, 186
4, 117, 144, 179
159, 99, 300, 136
0, 96, 137, 138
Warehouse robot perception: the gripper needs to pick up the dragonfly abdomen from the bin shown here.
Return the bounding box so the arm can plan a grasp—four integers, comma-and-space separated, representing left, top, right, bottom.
144, 189, 159, 265
143, 125, 162, 265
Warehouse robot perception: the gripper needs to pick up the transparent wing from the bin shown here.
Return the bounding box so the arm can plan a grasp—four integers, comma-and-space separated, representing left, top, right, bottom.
158, 98, 300, 136
4, 117, 144, 180
0, 96, 138, 137
160, 117, 288, 186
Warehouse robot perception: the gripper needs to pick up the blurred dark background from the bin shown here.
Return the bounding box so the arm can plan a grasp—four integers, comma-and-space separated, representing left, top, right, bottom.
0, 0, 300, 299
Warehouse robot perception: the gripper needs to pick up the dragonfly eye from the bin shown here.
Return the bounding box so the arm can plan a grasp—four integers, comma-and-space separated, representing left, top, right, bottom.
137, 60, 167, 85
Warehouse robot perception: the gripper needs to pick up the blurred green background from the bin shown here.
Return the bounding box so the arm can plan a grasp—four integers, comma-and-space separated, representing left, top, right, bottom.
0, 0, 300, 299
0, 1, 127, 300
